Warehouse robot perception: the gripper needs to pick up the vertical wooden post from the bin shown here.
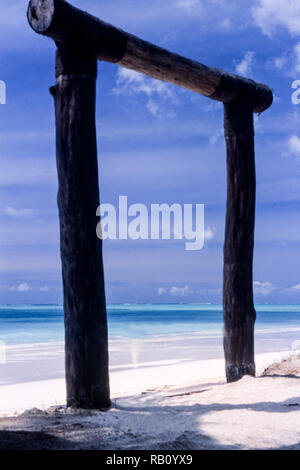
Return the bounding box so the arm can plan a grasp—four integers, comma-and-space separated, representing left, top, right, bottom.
50, 43, 110, 409
223, 98, 256, 383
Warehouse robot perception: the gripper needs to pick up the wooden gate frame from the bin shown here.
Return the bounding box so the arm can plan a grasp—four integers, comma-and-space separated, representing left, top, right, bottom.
27, 0, 273, 409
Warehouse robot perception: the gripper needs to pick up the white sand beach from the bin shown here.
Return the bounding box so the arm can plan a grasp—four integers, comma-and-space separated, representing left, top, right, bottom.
0, 337, 300, 450
0, 334, 297, 416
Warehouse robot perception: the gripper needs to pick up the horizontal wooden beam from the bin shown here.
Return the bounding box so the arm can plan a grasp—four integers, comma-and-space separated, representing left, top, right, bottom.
27, 0, 273, 113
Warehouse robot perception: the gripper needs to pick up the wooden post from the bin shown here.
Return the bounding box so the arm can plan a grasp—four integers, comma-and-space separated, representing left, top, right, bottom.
50, 42, 110, 409
223, 98, 256, 382
27, 0, 274, 390
27, 0, 273, 113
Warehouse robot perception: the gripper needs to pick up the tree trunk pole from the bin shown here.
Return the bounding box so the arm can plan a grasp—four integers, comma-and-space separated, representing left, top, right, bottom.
50, 44, 110, 409
27, 0, 273, 114
223, 99, 256, 383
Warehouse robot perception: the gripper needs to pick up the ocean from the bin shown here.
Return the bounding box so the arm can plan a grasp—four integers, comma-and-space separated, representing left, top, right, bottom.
0, 304, 300, 346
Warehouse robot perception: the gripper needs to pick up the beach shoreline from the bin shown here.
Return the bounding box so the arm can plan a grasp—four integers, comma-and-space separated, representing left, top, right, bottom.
0, 335, 297, 418
1, 351, 300, 450
1, 332, 300, 450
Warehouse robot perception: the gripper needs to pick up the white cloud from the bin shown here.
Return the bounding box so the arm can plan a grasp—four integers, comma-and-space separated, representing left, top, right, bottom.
209, 129, 223, 145
174, 0, 238, 34
3, 206, 37, 218
10, 283, 31, 292
290, 284, 300, 291
205, 227, 215, 241
158, 285, 194, 296
170, 285, 193, 296
175, 0, 231, 20
285, 283, 300, 293
176, 0, 202, 13
39, 285, 50, 292
235, 51, 255, 76
253, 281, 276, 295
72, 0, 238, 34
146, 100, 160, 117
113, 68, 177, 117
158, 287, 167, 295
253, 0, 300, 36
220, 18, 231, 31
288, 135, 300, 156
273, 56, 287, 71
269, 42, 300, 77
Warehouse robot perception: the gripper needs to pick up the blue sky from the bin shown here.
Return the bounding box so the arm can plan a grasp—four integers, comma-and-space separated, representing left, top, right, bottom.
1, 0, 300, 304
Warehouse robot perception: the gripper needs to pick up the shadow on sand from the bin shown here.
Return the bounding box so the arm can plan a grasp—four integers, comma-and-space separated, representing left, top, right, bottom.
0, 381, 300, 451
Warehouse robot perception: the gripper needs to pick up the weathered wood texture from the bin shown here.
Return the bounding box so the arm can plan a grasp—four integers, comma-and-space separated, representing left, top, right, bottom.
50, 46, 110, 409
223, 99, 256, 383
27, 0, 273, 388
28, 0, 273, 113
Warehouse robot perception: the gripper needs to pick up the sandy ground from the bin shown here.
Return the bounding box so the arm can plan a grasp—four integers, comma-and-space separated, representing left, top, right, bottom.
0, 345, 293, 417
0, 351, 300, 450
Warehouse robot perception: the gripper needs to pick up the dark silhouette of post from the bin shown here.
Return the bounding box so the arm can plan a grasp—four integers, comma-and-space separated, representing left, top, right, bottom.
223, 98, 256, 382
50, 43, 110, 408
27, 0, 273, 388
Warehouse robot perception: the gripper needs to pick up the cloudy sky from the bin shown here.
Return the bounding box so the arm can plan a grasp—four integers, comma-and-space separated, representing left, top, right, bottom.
1, 0, 300, 304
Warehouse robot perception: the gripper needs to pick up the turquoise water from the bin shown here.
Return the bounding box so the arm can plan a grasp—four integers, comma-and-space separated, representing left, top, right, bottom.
0, 304, 300, 345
